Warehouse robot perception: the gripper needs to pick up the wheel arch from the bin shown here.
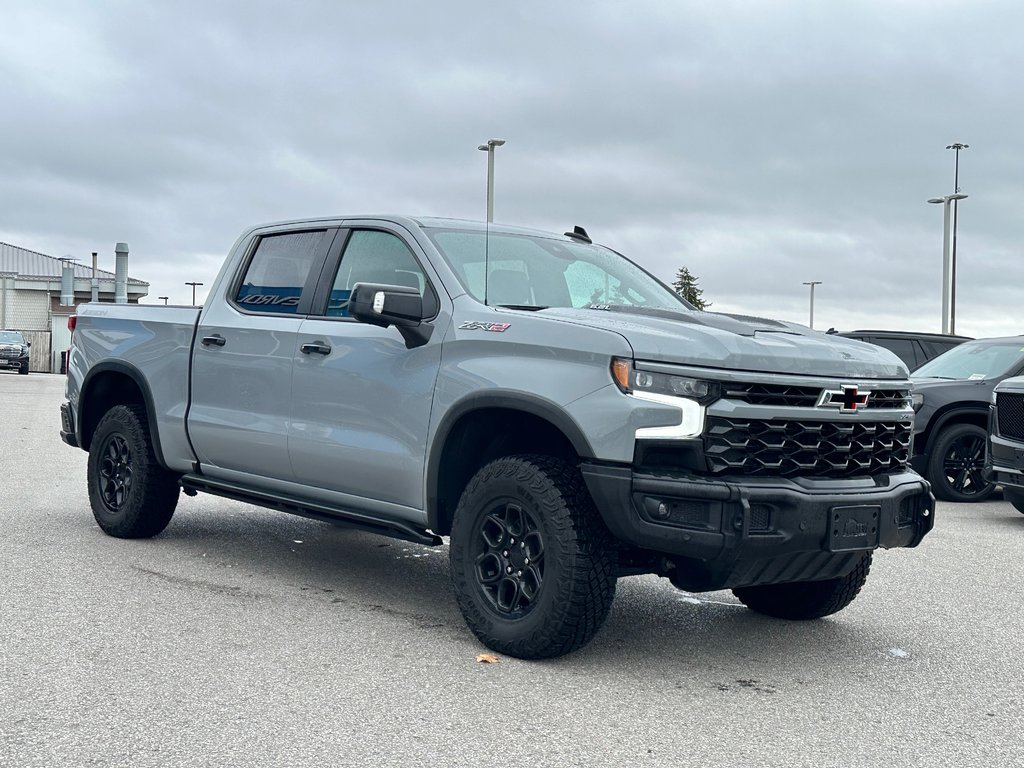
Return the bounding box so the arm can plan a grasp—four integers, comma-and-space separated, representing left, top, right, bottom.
79, 361, 168, 467
427, 393, 595, 536
921, 405, 989, 458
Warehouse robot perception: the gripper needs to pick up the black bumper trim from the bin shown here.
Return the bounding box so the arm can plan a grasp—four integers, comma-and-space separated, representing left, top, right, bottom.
581, 462, 934, 591
59, 402, 79, 448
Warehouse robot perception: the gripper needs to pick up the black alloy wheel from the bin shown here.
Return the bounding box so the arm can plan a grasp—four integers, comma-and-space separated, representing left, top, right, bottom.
473, 501, 545, 616
97, 433, 134, 513
929, 423, 995, 502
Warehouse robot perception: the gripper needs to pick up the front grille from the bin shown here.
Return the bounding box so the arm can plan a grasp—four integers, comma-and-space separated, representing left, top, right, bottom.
997, 393, 1024, 440
723, 383, 820, 407
0, 346, 20, 359
723, 382, 909, 410
704, 416, 912, 478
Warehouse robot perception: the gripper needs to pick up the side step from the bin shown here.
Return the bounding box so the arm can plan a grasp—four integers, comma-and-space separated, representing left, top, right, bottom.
179, 474, 442, 547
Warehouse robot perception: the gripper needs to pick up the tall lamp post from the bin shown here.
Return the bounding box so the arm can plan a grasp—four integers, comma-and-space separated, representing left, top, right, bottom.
185, 281, 204, 307
157, 296, 169, 305
802, 281, 822, 329
945, 143, 968, 335
477, 138, 506, 223
927, 194, 968, 334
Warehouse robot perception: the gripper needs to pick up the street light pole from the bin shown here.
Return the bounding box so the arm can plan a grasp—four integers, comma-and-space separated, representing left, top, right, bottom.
477, 138, 506, 222
927, 194, 968, 334
185, 282, 204, 307
157, 296, 169, 305
802, 281, 822, 329
945, 142, 968, 334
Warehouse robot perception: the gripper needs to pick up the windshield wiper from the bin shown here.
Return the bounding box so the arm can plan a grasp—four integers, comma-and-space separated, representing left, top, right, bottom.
496, 304, 548, 311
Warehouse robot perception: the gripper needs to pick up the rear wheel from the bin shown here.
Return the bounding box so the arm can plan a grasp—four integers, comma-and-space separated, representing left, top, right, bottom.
1004, 487, 1024, 515
87, 404, 180, 538
928, 423, 995, 502
732, 553, 872, 620
449, 455, 616, 659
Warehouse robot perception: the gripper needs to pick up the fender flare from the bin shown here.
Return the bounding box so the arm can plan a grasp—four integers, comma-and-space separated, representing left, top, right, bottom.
79, 360, 169, 468
426, 391, 596, 532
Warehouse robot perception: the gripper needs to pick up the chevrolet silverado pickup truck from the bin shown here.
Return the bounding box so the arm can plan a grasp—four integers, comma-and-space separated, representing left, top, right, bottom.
60, 215, 934, 659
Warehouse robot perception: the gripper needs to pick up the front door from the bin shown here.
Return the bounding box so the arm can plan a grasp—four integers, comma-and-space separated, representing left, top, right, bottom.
289, 226, 446, 513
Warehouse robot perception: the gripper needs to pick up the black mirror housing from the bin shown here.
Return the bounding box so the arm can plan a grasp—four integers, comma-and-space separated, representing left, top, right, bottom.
349, 283, 433, 348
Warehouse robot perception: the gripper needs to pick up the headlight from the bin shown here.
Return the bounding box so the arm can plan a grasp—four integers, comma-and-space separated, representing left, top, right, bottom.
611, 358, 720, 404
911, 393, 924, 412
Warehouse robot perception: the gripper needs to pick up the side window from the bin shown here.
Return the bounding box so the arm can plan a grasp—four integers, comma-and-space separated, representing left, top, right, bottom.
235, 230, 326, 314
872, 337, 917, 369
327, 230, 427, 317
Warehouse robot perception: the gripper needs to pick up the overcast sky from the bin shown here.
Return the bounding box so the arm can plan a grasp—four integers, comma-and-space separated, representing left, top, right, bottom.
2, 0, 1021, 337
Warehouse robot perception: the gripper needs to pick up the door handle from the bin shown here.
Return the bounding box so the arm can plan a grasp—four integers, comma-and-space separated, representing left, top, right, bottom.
201, 334, 226, 347
300, 341, 332, 356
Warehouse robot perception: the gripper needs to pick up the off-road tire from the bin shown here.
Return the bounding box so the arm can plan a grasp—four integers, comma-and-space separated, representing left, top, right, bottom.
1004, 487, 1024, 515
928, 423, 995, 502
732, 552, 872, 620
449, 455, 617, 659
87, 404, 180, 538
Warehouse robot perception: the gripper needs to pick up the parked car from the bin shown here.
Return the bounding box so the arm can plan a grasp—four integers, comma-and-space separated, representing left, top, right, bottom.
831, 329, 971, 372
0, 330, 31, 375
986, 375, 1024, 514
910, 336, 1024, 501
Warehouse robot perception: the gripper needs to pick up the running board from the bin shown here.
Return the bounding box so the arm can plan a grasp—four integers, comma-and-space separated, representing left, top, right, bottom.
179, 474, 442, 547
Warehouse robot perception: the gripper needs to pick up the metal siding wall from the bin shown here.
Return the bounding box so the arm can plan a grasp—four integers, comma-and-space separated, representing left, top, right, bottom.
50, 316, 72, 373
11, 289, 49, 331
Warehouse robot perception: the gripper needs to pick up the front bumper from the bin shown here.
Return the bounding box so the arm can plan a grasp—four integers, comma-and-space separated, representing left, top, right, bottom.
985, 432, 1024, 491
581, 463, 934, 592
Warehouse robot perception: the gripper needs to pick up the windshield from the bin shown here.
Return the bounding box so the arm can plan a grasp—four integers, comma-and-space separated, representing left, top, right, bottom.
0, 331, 25, 344
913, 339, 1024, 380
426, 228, 692, 312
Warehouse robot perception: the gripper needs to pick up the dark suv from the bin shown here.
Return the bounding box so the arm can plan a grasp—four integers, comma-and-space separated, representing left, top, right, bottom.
910, 336, 1024, 502
0, 330, 30, 375
987, 375, 1024, 514
834, 330, 971, 372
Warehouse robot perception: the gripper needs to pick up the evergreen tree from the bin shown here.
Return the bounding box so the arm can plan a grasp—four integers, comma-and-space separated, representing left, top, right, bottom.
672, 266, 710, 310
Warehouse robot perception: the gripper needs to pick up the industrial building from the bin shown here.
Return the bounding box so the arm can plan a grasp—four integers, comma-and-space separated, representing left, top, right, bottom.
0, 242, 149, 373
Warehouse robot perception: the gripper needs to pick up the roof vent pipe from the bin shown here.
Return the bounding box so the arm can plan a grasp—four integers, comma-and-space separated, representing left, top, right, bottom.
114, 242, 128, 304
60, 257, 75, 306
91, 252, 99, 303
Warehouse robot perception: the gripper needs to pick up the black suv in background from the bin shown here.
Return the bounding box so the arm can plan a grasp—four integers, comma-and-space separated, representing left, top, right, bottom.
0, 330, 30, 375
831, 329, 971, 372
911, 336, 1024, 502
987, 375, 1024, 514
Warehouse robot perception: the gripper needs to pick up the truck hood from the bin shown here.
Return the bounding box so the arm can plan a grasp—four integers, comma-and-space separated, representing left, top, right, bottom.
539, 306, 907, 379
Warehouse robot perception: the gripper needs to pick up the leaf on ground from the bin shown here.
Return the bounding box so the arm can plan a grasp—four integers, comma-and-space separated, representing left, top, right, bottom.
475, 653, 500, 664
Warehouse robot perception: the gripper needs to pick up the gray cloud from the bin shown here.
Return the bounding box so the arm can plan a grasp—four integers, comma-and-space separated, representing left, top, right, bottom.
1, 0, 1020, 335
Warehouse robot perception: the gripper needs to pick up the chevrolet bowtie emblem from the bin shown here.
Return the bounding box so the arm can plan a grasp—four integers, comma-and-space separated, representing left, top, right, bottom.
817, 384, 871, 412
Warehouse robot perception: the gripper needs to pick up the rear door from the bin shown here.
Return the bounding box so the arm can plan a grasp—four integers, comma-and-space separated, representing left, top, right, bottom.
288, 223, 447, 512
189, 227, 335, 483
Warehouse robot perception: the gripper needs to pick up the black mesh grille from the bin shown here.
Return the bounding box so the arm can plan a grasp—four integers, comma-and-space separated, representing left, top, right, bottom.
704, 417, 912, 478
997, 393, 1024, 440
723, 383, 908, 410
723, 383, 821, 407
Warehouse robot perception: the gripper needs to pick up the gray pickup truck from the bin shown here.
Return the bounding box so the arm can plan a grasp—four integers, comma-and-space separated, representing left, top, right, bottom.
60, 215, 934, 658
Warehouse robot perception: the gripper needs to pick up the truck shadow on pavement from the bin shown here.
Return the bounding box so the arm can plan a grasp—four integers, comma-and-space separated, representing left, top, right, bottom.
133, 500, 920, 673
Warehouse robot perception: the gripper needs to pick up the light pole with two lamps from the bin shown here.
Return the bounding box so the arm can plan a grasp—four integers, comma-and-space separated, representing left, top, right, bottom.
946, 142, 968, 335
477, 138, 506, 223
185, 281, 204, 307
927, 193, 968, 335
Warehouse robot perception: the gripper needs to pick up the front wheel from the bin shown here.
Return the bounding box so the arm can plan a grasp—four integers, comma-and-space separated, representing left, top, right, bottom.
18, 361, 28, 374
1004, 487, 1024, 515
732, 553, 872, 620
449, 455, 617, 659
87, 404, 180, 538
927, 423, 995, 502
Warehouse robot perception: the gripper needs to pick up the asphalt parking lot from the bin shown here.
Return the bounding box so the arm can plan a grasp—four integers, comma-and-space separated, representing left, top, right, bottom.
2, 374, 1023, 767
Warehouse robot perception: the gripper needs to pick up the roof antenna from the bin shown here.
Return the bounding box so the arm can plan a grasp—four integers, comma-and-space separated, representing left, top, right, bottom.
565, 226, 592, 244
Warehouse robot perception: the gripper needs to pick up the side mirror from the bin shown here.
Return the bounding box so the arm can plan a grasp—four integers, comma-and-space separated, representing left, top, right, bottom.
349, 283, 433, 349
26, 340, 31, 347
